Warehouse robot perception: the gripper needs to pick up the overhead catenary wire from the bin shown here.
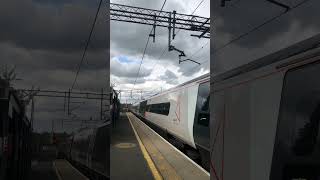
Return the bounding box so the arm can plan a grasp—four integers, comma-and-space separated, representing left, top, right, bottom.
71, 0, 103, 91
173, 0, 206, 38
191, 0, 206, 16
132, 37, 151, 90
151, 0, 208, 76
189, 40, 210, 59
157, 0, 208, 89
125, 0, 207, 103
131, 0, 168, 91
212, 0, 241, 22
179, 0, 309, 79
214, 0, 312, 54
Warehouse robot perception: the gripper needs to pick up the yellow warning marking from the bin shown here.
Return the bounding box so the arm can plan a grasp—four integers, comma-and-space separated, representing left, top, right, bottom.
127, 113, 163, 180
114, 142, 136, 149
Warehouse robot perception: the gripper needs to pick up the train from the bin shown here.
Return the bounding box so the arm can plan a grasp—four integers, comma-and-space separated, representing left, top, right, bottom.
211, 0, 320, 178
130, 73, 210, 171
210, 35, 320, 179
0, 79, 31, 180
65, 87, 120, 180
68, 122, 110, 180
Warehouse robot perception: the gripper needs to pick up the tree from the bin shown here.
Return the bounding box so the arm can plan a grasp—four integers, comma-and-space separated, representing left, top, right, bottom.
1, 65, 21, 85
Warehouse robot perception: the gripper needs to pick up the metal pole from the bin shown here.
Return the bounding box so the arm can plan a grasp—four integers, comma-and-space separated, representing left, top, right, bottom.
172, 10, 176, 39
168, 12, 172, 51
51, 118, 54, 144
101, 88, 103, 121
63, 92, 66, 112
31, 97, 34, 130
68, 89, 70, 115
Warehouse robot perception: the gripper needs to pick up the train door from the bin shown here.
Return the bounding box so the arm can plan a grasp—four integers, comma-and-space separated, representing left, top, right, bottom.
193, 81, 210, 170
270, 61, 320, 180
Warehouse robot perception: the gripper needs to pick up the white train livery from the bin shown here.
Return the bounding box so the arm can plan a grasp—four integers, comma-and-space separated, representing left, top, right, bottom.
131, 73, 210, 170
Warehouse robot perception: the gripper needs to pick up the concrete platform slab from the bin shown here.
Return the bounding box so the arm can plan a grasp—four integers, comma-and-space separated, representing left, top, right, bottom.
127, 112, 210, 180
53, 159, 89, 180
111, 113, 153, 180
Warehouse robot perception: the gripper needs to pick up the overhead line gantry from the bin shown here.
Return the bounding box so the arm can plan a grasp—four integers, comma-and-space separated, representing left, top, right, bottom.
110, 3, 210, 64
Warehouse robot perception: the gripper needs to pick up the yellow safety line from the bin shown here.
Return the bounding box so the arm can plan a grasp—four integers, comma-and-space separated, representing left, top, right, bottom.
127, 113, 163, 180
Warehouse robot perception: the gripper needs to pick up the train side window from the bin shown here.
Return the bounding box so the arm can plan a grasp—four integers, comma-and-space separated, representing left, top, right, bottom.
196, 82, 210, 127
270, 61, 320, 179
292, 104, 320, 156
147, 102, 170, 116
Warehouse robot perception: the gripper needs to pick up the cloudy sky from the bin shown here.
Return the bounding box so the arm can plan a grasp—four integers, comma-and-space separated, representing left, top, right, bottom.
1, 0, 109, 132
110, 0, 210, 103
0, 0, 210, 132
211, 0, 320, 74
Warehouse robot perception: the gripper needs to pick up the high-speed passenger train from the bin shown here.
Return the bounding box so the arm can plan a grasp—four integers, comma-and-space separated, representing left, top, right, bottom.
69, 122, 110, 180
131, 73, 210, 171
210, 37, 320, 180
65, 88, 120, 180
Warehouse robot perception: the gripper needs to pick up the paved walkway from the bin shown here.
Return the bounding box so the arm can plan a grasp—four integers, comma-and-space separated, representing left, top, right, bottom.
53, 159, 89, 180
110, 113, 153, 180
30, 160, 58, 180
127, 112, 210, 180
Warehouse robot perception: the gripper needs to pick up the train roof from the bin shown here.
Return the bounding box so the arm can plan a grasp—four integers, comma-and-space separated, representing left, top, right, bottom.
136, 73, 210, 103
211, 34, 320, 83
175, 73, 210, 88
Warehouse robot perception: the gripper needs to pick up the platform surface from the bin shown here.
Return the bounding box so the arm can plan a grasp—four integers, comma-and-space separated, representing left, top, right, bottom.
30, 160, 58, 180
127, 112, 210, 180
110, 113, 153, 180
53, 159, 89, 180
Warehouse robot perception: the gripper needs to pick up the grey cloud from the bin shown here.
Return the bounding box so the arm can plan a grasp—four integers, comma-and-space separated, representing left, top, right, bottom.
212, 0, 320, 74
159, 70, 178, 85
0, 43, 108, 73
110, 57, 152, 78
110, 0, 210, 77
0, 0, 108, 52
213, 0, 320, 49
0, 0, 109, 132
118, 77, 146, 85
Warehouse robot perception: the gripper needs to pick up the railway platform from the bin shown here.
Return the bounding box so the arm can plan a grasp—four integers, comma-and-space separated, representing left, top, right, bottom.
30, 159, 89, 180
53, 159, 89, 180
111, 112, 153, 179
30, 160, 59, 180
111, 112, 209, 180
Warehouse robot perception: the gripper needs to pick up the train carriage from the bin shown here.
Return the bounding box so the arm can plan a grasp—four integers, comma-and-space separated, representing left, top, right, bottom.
210, 36, 320, 180
131, 73, 210, 171
67, 87, 119, 180
69, 122, 110, 180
